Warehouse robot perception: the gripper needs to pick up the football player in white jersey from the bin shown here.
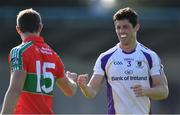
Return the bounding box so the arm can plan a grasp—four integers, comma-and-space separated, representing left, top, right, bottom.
77, 7, 169, 114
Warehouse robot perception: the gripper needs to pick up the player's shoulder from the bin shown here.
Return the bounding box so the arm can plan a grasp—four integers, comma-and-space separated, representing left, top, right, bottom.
100, 44, 118, 57
138, 42, 159, 57
44, 43, 60, 57
10, 42, 33, 56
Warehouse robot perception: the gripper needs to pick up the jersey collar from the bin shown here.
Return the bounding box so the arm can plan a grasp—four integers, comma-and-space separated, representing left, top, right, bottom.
117, 42, 139, 54
23, 35, 44, 43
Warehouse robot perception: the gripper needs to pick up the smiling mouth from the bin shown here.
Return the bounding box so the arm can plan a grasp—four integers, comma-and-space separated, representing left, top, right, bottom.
120, 34, 127, 38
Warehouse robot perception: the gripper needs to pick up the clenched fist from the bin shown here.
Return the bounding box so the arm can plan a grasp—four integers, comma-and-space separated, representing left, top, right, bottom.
77, 74, 89, 89
66, 71, 77, 82
131, 84, 148, 97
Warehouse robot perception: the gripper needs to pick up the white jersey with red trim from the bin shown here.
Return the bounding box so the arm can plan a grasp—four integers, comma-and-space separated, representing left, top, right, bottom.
93, 42, 163, 114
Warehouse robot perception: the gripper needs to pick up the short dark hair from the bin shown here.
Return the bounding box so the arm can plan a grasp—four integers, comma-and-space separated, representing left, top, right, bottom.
113, 7, 138, 27
16, 8, 42, 33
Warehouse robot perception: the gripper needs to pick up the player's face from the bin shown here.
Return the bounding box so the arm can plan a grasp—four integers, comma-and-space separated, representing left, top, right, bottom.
114, 19, 139, 45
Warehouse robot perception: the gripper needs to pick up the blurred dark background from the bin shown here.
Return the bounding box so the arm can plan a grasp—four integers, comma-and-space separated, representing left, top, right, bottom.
0, 0, 180, 114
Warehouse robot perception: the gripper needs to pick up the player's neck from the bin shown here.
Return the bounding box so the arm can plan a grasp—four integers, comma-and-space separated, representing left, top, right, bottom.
119, 41, 137, 53
20, 32, 40, 40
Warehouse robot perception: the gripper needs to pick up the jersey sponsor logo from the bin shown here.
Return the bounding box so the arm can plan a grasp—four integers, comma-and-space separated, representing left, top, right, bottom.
111, 76, 123, 81
39, 47, 53, 55
111, 76, 147, 81
113, 61, 123, 65
124, 69, 133, 75
130, 76, 147, 80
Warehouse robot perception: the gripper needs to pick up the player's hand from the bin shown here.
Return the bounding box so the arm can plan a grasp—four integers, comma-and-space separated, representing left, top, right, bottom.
131, 84, 148, 97
66, 71, 77, 82
77, 74, 89, 89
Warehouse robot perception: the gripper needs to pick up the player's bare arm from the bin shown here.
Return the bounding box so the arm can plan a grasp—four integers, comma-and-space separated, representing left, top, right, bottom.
77, 74, 104, 99
56, 71, 77, 96
131, 73, 169, 100
1, 70, 26, 114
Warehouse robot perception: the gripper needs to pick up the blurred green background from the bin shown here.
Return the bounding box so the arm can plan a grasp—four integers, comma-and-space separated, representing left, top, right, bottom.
0, 0, 180, 114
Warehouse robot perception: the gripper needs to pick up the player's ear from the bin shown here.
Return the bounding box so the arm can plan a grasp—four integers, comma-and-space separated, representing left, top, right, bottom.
134, 23, 140, 32
16, 25, 22, 35
38, 23, 43, 33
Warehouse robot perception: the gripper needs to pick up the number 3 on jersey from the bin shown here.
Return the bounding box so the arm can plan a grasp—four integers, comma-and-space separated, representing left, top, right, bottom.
36, 61, 55, 93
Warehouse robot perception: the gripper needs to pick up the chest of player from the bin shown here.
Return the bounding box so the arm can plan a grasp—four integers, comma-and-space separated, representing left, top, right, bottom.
105, 51, 150, 82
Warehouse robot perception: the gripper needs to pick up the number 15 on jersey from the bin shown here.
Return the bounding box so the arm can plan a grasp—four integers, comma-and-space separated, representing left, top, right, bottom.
36, 61, 55, 94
